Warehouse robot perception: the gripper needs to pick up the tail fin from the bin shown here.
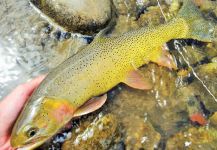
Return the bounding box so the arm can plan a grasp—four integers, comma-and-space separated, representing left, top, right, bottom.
177, 0, 215, 42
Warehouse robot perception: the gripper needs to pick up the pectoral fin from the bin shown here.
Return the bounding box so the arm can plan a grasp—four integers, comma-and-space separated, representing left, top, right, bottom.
123, 70, 152, 90
73, 94, 107, 117
153, 48, 177, 70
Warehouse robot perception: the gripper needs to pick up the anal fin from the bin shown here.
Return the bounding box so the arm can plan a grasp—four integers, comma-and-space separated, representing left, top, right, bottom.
123, 70, 152, 90
73, 94, 107, 117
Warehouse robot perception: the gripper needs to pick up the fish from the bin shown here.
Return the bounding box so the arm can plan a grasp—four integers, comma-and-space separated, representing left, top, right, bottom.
11, 0, 215, 149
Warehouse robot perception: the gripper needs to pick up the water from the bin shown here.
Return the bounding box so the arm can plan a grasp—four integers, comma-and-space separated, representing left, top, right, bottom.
0, 0, 87, 99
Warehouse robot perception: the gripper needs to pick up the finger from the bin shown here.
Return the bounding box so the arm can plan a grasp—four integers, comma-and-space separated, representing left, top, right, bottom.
0, 75, 46, 136
0, 75, 46, 109
0, 137, 13, 150
23, 75, 46, 96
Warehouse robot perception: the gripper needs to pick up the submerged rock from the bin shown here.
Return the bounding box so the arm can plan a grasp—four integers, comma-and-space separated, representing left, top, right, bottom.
124, 120, 161, 150
190, 63, 217, 111
62, 114, 118, 150
106, 64, 188, 148
171, 45, 208, 68
30, 0, 112, 35
166, 127, 217, 149
111, 0, 169, 35
193, 0, 217, 11
167, 110, 217, 150
210, 112, 217, 127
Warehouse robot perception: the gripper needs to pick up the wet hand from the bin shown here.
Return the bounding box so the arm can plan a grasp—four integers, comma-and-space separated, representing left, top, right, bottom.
0, 75, 45, 150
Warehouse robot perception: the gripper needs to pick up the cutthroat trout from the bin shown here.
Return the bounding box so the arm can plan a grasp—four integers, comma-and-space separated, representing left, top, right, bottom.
11, 0, 215, 149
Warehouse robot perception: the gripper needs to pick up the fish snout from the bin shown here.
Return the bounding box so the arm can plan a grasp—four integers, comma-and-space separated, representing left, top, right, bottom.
10, 135, 22, 149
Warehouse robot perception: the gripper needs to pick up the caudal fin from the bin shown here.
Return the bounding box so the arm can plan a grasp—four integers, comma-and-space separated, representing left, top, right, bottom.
177, 0, 215, 42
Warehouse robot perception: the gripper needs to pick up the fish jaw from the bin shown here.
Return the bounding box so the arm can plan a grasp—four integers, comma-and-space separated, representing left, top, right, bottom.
12, 135, 50, 150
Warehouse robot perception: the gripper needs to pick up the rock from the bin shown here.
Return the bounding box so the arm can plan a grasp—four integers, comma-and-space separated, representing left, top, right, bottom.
108, 64, 189, 143
62, 114, 118, 150
112, 0, 137, 17
124, 120, 161, 150
169, 44, 209, 69
137, 4, 168, 27
111, 15, 140, 35
210, 112, 217, 127
111, 0, 169, 35
193, 0, 216, 11
166, 127, 217, 149
30, 0, 112, 35
211, 57, 217, 63
191, 63, 217, 111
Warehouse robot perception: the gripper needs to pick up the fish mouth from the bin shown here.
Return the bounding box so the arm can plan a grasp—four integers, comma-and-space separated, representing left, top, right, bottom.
16, 136, 50, 150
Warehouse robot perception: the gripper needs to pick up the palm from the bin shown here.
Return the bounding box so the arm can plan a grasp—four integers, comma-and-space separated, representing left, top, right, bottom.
0, 76, 45, 150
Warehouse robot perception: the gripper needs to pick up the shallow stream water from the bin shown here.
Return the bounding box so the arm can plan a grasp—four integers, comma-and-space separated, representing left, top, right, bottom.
0, 0, 88, 99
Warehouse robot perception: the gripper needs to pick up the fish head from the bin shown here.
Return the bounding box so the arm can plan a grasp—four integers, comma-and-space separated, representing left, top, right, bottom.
11, 97, 76, 149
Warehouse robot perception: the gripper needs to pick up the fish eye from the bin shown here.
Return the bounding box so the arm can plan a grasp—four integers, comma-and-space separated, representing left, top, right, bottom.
26, 127, 38, 138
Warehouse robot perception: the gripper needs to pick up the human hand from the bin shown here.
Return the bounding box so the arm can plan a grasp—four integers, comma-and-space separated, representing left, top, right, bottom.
0, 75, 45, 150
